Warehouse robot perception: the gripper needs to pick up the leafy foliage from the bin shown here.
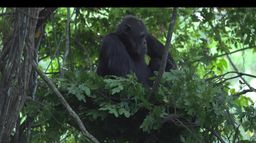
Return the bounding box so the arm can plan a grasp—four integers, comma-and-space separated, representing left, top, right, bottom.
1, 7, 255, 143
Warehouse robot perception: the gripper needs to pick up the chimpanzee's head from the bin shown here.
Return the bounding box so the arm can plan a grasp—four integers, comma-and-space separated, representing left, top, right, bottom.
116, 15, 148, 58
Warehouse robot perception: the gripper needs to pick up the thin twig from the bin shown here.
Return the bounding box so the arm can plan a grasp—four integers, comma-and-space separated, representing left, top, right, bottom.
191, 47, 254, 64
61, 8, 71, 77
207, 71, 256, 81
214, 47, 253, 58
32, 61, 100, 143
232, 89, 253, 97
218, 75, 240, 84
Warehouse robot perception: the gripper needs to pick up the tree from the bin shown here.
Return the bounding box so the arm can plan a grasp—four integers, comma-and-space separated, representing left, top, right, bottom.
0, 8, 42, 143
0, 7, 256, 143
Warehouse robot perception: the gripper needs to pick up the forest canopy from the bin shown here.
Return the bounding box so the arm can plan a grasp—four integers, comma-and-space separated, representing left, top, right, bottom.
0, 7, 256, 143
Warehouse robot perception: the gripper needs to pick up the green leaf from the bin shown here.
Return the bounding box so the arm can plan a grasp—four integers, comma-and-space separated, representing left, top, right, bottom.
140, 114, 155, 132
118, 108, 131, 118
109, 108, 119, 117
229, 88, 236, 95
99, 104, 119, 117
111, 85, 124, 95
78, 84, 91, 96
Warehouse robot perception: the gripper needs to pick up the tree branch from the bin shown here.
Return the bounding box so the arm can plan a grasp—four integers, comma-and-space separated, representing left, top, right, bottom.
32, 61, 99, 143
191, 47, 254, 64
61, 8, 71, 77
232, 89, 254, 97
207, 71, 256, 82
208, 22, 256, 93
214, 47, 253, 59
226, 55, 256, 92
150, 8, 177, 97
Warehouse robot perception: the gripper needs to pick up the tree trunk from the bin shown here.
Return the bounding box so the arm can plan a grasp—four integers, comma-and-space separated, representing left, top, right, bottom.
0, 8, 42, 143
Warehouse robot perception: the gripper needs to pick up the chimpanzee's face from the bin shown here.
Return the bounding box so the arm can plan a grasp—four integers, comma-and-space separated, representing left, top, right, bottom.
118, 17, 148, 57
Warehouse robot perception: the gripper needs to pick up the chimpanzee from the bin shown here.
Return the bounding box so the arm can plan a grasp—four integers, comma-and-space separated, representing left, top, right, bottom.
96, 15, 181, 142
146, 34, 177, 72
97, 15, 153, 86
97, 15, 176, 86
